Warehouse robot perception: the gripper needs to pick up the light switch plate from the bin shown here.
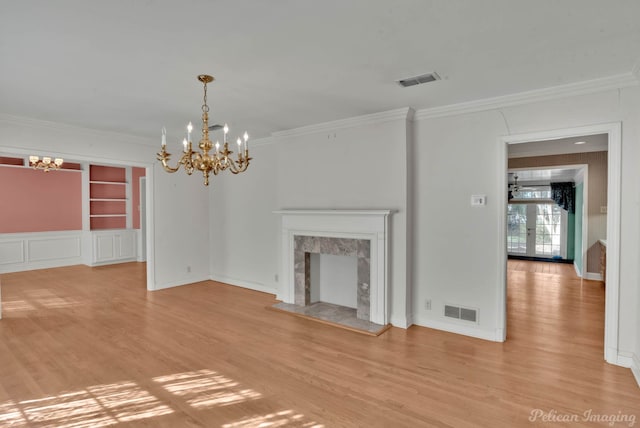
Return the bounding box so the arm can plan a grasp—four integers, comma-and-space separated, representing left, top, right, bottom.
471, 195, 487, 206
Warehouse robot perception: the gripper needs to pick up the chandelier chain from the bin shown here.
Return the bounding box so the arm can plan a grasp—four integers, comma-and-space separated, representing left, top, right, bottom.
202, 80, 209, 113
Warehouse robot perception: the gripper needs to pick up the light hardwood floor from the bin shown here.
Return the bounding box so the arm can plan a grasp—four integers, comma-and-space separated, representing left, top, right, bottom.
0, 261, 638, 427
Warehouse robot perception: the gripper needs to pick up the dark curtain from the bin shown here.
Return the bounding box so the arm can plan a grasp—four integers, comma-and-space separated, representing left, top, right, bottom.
550, 182, 575, 213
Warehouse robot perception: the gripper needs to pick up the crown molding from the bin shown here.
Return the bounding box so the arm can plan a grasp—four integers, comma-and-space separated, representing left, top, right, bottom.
414, 72, 639, 121
272, 107, 413, 139
250, 136, 275, 147
632, 59, 640, 80
0, 113, 156, 146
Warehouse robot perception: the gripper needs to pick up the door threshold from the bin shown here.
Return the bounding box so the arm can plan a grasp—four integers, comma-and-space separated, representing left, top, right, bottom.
508, 255, 574, 264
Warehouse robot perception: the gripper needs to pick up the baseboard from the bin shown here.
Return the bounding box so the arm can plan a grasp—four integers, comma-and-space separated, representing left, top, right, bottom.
616, 352, 634, 368
0, 258, 83, 274
583, 272, 603, 281
573, 262, 582, 277
613, 352, 640, 389
413, 314, 503, 342
632, 353, 640, 389
85, 257, 137, 267
209, 274, 277, 296
390, 313, 413, 329
152, 275, 210, 291
605, 347, 619, 365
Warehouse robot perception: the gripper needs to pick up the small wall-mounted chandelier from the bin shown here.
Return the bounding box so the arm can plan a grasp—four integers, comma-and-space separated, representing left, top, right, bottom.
29, 155, 64, 172
157, 74, 251, 186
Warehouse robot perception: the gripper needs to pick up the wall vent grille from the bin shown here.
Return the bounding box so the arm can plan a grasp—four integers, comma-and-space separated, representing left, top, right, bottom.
444, 304, 478, 323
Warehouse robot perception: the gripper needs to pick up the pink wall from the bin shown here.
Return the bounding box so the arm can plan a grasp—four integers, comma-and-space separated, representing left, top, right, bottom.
132, 167, 146, 229
0, 166, 82, 233
90, 165, 125, 182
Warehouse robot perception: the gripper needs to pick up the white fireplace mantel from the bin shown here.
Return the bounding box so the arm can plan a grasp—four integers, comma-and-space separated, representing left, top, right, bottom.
274, 209, 391, 325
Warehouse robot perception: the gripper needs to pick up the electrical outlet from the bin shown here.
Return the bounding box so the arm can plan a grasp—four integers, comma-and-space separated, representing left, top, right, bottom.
274, 274, 279, 282
186, 265, 191, 273
425, 299, 432, 310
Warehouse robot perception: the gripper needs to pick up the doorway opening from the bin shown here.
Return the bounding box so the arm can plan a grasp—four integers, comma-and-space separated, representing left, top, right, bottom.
499, 123, 621, 365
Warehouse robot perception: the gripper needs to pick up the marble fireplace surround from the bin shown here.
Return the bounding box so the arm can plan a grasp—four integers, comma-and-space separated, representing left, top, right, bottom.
275, 210, 391, 325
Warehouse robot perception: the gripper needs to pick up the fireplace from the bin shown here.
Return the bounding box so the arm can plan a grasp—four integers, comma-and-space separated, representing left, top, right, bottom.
275, 210, 391, 325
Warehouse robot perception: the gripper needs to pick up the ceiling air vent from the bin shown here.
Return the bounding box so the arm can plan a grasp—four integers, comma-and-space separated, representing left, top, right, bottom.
397, 72, 440, 88
208, 124, 223, 131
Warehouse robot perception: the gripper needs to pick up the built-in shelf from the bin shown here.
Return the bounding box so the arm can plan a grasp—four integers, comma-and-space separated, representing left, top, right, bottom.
89, 165, 127, 230
89, 180, 127, 185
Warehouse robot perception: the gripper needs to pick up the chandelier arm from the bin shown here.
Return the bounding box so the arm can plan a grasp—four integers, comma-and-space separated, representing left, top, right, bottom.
224, 155, 250, 174
157, 151, 181, 173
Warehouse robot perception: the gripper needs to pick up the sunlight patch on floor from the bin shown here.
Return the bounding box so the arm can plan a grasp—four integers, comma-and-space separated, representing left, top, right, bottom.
222, 409, 325, 428
0, 381, 172, 427
0, 369, 321, 426
153, 369, 262, 408
2, 299, 36, 312
2, 288, 83, 315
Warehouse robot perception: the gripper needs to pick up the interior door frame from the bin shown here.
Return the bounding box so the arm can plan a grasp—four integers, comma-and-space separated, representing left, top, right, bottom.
498, 122, 621, 365
139, 176, 147, 262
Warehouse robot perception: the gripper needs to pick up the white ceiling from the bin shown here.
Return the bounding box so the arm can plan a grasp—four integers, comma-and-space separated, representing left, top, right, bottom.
1, 1, 639, 143
508, 134, 608, 158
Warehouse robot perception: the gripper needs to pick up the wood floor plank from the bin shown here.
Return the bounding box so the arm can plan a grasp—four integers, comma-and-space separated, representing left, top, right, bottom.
0, 261, 637, 427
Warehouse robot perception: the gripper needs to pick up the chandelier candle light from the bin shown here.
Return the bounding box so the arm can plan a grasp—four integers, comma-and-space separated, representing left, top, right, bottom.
29, 156, 64, 172
157, 74, 251, 186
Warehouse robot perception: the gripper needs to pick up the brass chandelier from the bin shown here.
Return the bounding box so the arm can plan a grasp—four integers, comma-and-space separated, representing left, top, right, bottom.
29, 155, 64, 172
157, 74, 251, 186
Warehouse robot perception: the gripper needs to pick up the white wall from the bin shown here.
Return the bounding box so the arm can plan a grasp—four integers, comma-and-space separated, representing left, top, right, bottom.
152, 163, 210, 289
209, 142, 279, 295
413, 86, 640, 352
0, 115, 211, 290
413, 110, 508, 339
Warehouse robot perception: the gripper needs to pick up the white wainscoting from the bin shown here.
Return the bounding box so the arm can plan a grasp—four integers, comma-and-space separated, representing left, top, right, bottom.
0, 229, 140, 273
0, 231, 83, 273
86, 229, 137, 266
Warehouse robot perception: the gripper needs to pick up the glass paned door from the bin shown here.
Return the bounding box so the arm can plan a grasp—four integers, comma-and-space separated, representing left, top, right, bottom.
507, 204, 528, 255
535, 204, 562, 257
507, 203, 563, 258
